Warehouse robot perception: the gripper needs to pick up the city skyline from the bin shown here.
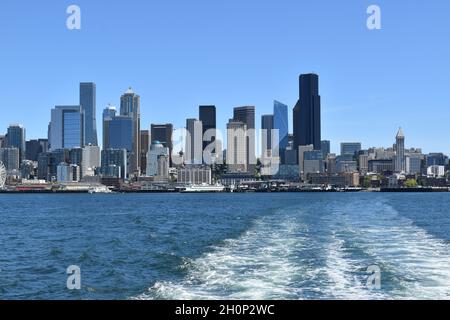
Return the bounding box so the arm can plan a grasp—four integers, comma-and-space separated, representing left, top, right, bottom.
1, 1, 449, 156
1, 79, 448, 158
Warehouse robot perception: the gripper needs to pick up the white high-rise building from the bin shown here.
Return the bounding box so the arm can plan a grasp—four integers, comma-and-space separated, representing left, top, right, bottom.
147, 141, 169, 177
82, 145, 101, 177
226, 120, 248, 173
185, 119, 203, 165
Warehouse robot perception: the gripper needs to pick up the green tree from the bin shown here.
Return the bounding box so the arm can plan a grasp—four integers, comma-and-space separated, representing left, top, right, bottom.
404, 179, 418, 188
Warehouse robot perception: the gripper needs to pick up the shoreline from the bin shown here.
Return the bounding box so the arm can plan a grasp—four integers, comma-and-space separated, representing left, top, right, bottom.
0, 188, 448, 194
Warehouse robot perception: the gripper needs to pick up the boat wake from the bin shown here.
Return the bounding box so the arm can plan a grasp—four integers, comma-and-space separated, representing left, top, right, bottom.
135, 197, 450, 300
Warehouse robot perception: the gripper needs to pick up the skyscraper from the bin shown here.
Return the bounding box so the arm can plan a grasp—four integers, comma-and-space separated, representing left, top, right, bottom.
80, 82, 98, 146
233, 106, 255, 170
102, 105, 117, 149
120, 88, 141, 174
140, 130, 150, 175
0, 147, 20, 171
101, 148, 128, 179
147, 141, 169, 177
185, 119, 203, 165
6, 124, 26, 163
395, 128, 406, 172
82, 145, 100, 178
151, 124, 173, 164
321, 140, 331, 159
261, 115, 274, 153
26, 140, 43, 161
199, 105, 217, 162
293, 74, 321, 152
226, 119, 248, 173
104, 116, 133, 152
340, 142, 362, 157
50, 106, 84, 150
273, 100, 289, 152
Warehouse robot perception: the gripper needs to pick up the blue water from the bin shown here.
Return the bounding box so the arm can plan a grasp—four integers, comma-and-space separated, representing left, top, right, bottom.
0, 193, 449, 300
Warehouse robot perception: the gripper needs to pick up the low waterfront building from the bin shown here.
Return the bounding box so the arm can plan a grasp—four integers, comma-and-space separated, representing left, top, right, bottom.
310, 173, 360, 187
273, 165, 300, 182
368, 159, 394, 174
177, 166, 212, 185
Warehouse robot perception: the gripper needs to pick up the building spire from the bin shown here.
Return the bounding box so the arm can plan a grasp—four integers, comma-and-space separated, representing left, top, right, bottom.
396, 127, 405, 139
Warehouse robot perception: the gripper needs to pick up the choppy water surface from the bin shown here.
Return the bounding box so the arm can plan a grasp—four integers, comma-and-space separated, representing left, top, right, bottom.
0, 193, 449, 300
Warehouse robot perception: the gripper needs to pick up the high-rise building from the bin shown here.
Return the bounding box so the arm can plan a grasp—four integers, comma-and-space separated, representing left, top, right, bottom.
406, 154, 422, 174
26, 140, 43, 161
101, 149, 128, 179
120, 88, 141, 174
261, 114, 274, 154
140, 130, 149, 175
104, 116, 133, 152
185, 119, 203, 165
82, 145, 100, 178
102, 105, 117, 149
6, 124, 26, 163
298, 144, 314, 181
80, 82, 98, 146
303, 150, 324, 175
0, 135, 5, 148
0, 148, 20, 171
321, 140, 331, 159
233, 106, 256, 170
226, 119, 248, 173
50, 106, 84, 150
57, 163, 72, 183
69, 148, 83, 175
426, 153, 447, 167
199, 105, 217, 162
394, 128, 406, 172
273, 100, 289, 153
293, 74, 321, 152
151, 124, 173, 164
147, 141, 169, 177
340, 142, 362, 157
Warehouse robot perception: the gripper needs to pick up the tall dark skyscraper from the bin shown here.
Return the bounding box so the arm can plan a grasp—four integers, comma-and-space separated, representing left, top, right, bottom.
102, 105, 117, 150
6, 124, 26, 163
199, 105, 216, 161
293, 73, 321, 152
80, 82, 98, 146
140, 130, 149, 174
233, 106, 256, 170
261, 114, 274, 151
120, 88, 141, 174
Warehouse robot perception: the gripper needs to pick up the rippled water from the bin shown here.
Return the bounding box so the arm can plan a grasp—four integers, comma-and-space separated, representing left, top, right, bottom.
0, 193, 449, 300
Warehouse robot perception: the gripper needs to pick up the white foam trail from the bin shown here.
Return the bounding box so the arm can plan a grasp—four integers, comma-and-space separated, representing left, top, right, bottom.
135, 213, 313, 300
134, 196, 450, 300
328, 199, 450, 300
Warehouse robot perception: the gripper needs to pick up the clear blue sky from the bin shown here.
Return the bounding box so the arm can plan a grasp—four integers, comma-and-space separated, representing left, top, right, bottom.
0, 0, 449, 155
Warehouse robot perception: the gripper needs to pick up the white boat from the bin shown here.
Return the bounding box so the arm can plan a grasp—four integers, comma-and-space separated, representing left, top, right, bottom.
181, 184, 225, 193
88, 186, 113, 194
